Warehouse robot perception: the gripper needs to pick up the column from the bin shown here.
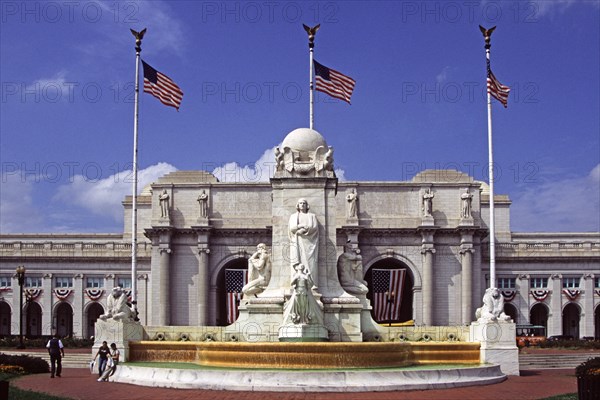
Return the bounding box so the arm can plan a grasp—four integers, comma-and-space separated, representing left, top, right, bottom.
420, 229, 436, 326
197, 247, 210, 325
582, 274, 595, 338
460, 246, 474, 325
41, 274, 53, 336
548, 274, 562, 337
158, 246, 172, 326
72, 273, 83, 337
517, 274, 530, 323
460, 230, 475, 325
421, 246, 435, 325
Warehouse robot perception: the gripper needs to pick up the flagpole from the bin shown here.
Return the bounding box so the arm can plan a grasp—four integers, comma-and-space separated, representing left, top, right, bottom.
481, 26, 496, 289
309, 36, 314, 130
303, 24, 320, 130
130, 28, 146, 320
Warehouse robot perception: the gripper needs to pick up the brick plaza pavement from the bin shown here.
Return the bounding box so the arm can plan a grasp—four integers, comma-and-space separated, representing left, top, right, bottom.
13, 367, 576, 400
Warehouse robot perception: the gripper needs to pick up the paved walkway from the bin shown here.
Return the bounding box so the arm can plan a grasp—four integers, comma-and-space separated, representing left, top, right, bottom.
13, 368, 577, 400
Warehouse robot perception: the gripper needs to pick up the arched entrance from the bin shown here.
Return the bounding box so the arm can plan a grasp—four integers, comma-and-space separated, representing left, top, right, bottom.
86, 303, 104, 339
217, 258, 248, 326
530, 303, 549, 329
0, 302, 10, 336
504, 303, 518, 323
55, 302, 74, 338
365, 259, 413, 324
24, 301, 42, 337
595, 305, 600, 339
562, 303, 581, 339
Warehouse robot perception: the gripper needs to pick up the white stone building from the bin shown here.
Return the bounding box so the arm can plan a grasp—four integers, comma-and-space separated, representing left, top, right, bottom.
1, 128, 599, 340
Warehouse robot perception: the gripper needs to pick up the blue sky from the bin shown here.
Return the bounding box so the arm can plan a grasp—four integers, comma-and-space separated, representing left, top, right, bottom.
1, 0, 599, 234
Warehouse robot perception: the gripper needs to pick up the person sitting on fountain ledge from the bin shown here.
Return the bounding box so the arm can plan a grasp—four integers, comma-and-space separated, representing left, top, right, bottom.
99, 287, 136, 322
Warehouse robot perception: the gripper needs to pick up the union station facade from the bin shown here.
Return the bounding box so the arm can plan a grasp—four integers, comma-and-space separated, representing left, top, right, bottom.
1, 129, 599, 340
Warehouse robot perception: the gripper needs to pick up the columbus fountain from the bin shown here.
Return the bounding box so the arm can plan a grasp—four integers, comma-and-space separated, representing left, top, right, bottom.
93, 127, 518, 392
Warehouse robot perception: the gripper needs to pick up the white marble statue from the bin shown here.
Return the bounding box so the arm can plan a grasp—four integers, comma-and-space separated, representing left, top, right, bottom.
461, 189, 473, 219
242, 243, 272, 296
475, 287, 512, 323
323, 146, 334, 171
282, 263, 323, 325
159, 190, 170, 218
346, 189, 358, 218
197, 190, 208, 218
337, 242, 368, 295
422, 188, 434, 217
274, 147, 284, 171
99, 287, 135, 322
288, 198, 319, 282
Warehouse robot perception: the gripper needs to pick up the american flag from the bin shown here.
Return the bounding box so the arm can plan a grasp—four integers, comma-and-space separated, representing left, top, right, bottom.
142, 60, 184, 110
487, 67, 510, 108
372, 268, 406, 322
313, 60, 356, 104
225, 269, 247, 324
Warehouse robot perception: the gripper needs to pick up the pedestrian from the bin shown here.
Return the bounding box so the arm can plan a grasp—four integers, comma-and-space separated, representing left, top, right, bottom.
46, 334, 64, 378
98, 343, 120, 382
93, 341, 110, 377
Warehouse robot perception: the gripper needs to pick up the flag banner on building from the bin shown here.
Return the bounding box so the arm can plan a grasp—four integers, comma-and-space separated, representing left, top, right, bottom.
53, 288, 73, 300
487, 68, 510, 108
530, 289, 549, 301
372, 268, 406, 322
562, 289, 580, 301
142, 60, 184, 110
225, 269, 248, 324
501, 290, 516, 302
313, 60, 356, 104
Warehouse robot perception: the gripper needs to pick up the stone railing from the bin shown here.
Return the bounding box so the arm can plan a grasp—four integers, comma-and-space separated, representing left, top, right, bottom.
483, 241, 600, 258
0, 241, 151, 258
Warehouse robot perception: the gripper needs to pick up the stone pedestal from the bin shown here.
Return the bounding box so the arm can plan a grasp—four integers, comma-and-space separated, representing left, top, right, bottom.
93, 320, 143, 362
278, 323, 329, 341
470, 321, 519, 375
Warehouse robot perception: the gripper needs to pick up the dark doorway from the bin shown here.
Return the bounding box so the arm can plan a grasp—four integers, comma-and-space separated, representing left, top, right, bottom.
562, 303, 581, 339
55, 302, 74, 337
365, 259, 413, 324
530, 303, 549, 329
86, 302, 104, 339
0, 302, 10, 336
217, 258, 248, 326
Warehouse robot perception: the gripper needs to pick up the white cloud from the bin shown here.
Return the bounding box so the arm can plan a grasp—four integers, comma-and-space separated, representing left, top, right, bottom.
436, 66, 451, 83
0, 171, 45, 232
93, 0, 185, 58
27, 71, 75, 102
211, 147, 347, 183
212, 147, 277, 183
54, 162, 177, 222
511, 164, 600, 232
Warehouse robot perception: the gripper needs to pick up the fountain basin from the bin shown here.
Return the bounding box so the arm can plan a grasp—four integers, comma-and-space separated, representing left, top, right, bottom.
128, 341, 480, 369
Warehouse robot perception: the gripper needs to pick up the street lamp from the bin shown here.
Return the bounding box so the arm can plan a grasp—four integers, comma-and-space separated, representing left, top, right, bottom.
15, 265, 26, 349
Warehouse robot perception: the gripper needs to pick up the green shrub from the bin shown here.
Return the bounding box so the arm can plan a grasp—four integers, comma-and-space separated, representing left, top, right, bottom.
576, 357, 600, 377
541, 339, 600, 350
0, 336, 93, 348
0, 353, 49, 374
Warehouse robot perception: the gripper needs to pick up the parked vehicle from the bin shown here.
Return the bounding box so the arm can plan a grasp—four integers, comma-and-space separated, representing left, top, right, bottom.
547, 335, 575, 341
516, 324, 547, 347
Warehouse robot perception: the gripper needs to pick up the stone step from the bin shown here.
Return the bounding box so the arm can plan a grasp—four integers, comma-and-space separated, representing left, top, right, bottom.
1, 350, 92, 369
518, 353, 599, 370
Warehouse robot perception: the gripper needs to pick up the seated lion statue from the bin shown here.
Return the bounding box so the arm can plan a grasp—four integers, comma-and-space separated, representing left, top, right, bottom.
475, 287, 512, 323
99, 287, 136, 322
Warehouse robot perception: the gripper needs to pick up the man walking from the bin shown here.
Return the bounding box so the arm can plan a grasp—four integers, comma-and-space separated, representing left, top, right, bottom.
46, 334, 65, 378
